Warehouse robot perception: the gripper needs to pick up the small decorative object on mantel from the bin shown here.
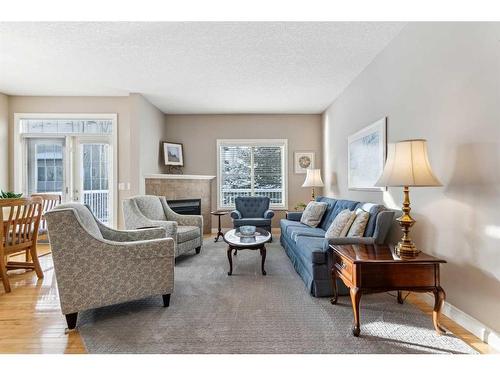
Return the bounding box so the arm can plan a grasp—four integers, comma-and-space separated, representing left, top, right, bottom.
375, 139, 442, 258
348, 117, 387, 191
294, 151, 315, 174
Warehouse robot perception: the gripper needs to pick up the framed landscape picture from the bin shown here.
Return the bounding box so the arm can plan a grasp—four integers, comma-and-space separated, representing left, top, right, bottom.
294, 151, 315, 174
163, 142, 184, 166
347, 118, 387, 191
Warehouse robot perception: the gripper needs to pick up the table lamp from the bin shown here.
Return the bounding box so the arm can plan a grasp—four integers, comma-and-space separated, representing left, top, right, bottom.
302, 168, 324, 200
375, 139, 441, 258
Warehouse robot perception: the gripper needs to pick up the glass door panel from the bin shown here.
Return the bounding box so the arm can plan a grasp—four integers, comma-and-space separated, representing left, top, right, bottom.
76, 140, 111, 224
26, 138, 66, 197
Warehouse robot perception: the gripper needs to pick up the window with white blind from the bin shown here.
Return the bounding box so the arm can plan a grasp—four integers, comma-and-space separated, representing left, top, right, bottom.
217, 139, 288, 209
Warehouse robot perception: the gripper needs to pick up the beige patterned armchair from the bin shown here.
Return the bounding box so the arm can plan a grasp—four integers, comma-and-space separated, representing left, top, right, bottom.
45, 203, 174, 330
122, 195, 202, 257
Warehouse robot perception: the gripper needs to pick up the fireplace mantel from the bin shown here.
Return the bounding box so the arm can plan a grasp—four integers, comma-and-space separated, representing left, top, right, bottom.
144, 174, 215, 180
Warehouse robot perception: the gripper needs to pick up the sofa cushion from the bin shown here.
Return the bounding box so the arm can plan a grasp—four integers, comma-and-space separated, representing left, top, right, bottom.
358, 203, 386, 237
300, 201, 328, 227
289, 226, 326, 242
347, 209, 370, 237
233, 218, 271, 227
319, 198, 360, 231
315, 197, 338, 229
294, 236, 329, 265
325, 209, 355, 238
177, 225, 200, 243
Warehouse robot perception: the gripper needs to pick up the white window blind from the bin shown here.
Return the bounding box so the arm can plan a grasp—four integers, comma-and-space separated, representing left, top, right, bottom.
217, 139, 287, 209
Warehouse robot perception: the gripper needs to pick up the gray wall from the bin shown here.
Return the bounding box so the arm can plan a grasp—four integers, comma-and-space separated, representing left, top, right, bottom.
322, 23, 500, 332
0, 93, 8, 190
164, 114, 323, 228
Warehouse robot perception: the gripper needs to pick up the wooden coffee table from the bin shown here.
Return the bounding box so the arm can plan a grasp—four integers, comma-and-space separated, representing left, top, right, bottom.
223, 228, 271, 276
329, 243, 447, 337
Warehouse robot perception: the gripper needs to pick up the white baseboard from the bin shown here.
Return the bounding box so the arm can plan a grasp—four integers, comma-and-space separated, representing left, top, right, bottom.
420, 293, 500, 351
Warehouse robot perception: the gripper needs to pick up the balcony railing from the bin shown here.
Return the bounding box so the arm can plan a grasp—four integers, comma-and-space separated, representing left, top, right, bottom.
83, 190, 109, 223
221, 188, 283, 207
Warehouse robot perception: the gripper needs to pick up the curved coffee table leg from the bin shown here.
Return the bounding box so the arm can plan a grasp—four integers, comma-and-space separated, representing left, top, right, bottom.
227, 246, 233, 276
260, 246, 267, 275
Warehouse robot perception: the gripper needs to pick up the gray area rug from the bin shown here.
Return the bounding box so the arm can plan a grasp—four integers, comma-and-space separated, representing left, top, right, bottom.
78, 239, 477, 354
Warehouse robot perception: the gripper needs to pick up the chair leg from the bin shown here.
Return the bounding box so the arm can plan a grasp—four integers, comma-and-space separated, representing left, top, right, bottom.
65, 312, 78, 330
162, 294, 171, 307
29, 246, 44, 279
195, 246, 201, 254
0, 254, 11, 293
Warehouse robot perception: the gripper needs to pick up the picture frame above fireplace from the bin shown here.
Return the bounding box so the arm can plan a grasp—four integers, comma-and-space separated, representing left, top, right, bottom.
163, 142, 184, 166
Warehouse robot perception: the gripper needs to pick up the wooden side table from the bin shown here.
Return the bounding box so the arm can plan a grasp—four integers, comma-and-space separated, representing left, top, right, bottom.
211, 210, 230, 242
329, 243, 447, 337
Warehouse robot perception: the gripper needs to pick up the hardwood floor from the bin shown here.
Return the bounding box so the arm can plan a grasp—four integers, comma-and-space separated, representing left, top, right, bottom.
0, 242, 494, 354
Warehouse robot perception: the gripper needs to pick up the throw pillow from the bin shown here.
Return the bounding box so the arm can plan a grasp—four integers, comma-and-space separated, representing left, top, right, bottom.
300, 201, 328, 227
347, 209, 370, 237
325, 209, 355, 238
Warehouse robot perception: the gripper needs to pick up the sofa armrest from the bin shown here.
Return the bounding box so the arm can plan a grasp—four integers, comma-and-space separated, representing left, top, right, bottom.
327, 237, 375, 245
372, 210, 396, 244
263, 209, 274, 219
230, 210, 242, 219
286, 211, 303, 221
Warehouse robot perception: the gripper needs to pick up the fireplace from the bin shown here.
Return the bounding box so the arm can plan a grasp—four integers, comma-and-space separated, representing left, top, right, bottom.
166, 198, 201, 216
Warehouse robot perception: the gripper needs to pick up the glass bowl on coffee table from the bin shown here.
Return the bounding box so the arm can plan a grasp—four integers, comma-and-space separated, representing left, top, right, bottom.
223, 227, 271, 276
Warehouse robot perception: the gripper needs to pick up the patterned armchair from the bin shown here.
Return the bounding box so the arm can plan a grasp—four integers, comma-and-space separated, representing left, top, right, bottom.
45, 203, 174, 330
231, 196, 274, 235
122, 195, 202, 257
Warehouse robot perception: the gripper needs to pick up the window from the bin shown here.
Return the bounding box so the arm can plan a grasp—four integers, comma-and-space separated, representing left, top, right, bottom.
217, 139, 288, 209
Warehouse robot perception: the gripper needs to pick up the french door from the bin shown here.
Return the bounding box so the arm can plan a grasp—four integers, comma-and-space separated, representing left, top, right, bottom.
24, 136, 112, 224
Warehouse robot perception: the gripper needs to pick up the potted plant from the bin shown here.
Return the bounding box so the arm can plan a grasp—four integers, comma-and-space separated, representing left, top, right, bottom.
294, 202, 307, 211
1, 190, 23, 217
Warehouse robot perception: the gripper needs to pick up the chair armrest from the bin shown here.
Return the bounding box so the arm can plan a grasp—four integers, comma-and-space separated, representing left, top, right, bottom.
230, 210, 242, 219
286, 211, 303, 221
97, 224, 167, 242
159, 197, 203, 229
327, 237, 375, 245
122, 198, 158, 230
148, 220, 178, 238
263, 209, 274, 219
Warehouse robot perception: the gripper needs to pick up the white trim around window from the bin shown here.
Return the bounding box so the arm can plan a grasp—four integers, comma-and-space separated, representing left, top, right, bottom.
216, 139, 288, 210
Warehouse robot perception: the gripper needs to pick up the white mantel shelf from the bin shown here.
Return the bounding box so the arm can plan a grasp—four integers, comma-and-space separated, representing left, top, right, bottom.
144, 174, 216, 180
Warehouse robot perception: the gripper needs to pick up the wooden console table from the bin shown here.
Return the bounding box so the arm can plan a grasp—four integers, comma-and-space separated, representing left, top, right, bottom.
329, 243, 447, 337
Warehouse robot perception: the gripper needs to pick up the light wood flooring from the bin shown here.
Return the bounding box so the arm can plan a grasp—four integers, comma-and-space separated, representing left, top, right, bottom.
0, 241, 495, 354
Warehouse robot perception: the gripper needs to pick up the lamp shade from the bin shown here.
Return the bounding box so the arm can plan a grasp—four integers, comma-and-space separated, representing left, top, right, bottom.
302, 169, 324, 187
375, 139, 442, 187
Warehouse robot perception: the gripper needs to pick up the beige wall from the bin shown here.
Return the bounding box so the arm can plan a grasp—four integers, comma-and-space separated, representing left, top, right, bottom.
322, 23, 500, 333
0, 93, 8, 190
164, 114, 322, 228
129, 93, 168, 194
7, 94, 165, 227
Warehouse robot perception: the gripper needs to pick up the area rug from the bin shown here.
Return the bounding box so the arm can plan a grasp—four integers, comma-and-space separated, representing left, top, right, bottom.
78, 239, 477, 354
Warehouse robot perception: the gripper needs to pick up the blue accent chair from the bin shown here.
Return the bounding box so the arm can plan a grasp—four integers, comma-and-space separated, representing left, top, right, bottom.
231, 197, 274, 236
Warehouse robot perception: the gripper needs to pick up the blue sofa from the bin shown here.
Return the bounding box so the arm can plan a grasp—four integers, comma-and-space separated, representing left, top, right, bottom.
280, 196, 394, 297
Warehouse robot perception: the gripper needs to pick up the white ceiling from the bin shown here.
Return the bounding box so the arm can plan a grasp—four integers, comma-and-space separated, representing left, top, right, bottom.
0, 22, 405, 114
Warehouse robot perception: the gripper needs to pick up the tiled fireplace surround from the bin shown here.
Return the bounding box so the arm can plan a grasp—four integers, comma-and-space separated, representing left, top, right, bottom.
144, 174, 215, 234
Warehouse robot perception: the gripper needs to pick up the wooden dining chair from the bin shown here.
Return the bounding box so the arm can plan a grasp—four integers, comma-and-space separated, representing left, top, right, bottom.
31, 193, 61, 237
0, 197, 44, 293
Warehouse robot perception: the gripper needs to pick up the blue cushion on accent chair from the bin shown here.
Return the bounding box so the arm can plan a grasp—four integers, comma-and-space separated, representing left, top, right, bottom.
231, 196, 274, 234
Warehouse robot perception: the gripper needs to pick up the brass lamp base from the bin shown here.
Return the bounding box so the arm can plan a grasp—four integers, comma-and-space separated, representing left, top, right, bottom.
395, 186, 420, 258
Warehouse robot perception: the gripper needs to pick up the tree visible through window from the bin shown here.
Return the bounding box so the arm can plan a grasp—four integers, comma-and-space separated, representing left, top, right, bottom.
218, 140, 287, 208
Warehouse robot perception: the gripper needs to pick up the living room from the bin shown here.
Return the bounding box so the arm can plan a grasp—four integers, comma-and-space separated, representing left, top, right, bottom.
1, 0, 499, 372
